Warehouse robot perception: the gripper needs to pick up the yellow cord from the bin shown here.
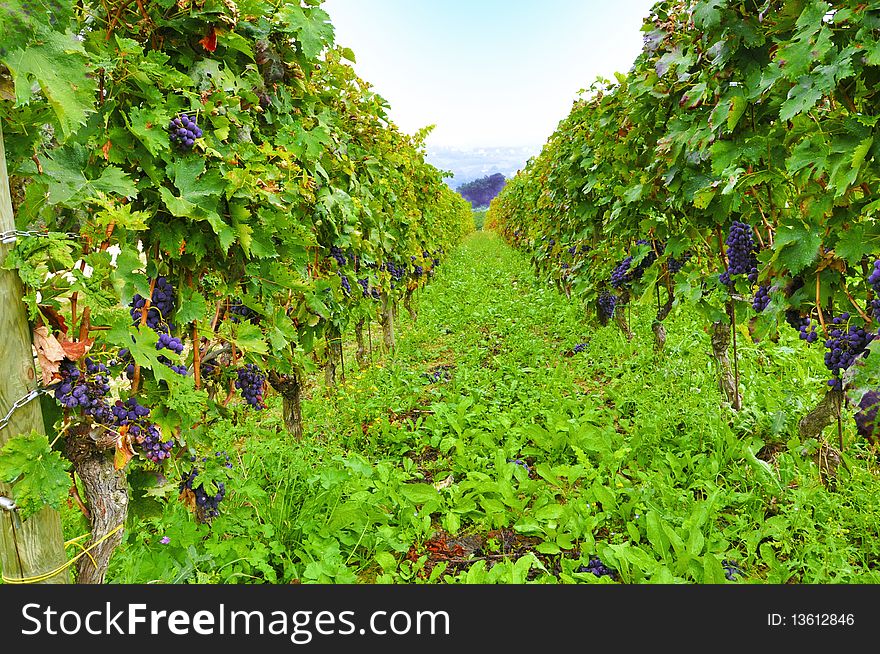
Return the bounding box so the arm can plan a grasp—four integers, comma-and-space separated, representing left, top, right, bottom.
1, 523, 124, 584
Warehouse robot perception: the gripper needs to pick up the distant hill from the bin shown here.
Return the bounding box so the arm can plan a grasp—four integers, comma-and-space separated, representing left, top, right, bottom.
456, 173, 506, 209
426, 145, 539, 189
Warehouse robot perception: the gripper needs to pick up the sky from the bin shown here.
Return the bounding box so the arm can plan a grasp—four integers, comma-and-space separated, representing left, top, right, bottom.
322, 0, 658, 151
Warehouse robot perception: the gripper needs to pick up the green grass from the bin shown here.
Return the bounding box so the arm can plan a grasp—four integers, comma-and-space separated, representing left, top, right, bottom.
100, 231, 880, 583
472, 209, 487, 230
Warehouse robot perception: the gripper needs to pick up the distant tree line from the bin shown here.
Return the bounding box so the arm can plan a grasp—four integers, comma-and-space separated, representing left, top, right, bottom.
456, 173, 506, 209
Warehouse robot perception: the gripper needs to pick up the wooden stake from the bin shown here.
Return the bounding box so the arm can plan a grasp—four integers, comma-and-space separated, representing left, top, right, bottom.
0, 122, 69, 583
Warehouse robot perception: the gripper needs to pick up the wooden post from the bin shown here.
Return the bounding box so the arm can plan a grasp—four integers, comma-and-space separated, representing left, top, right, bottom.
0, 123, 69, 584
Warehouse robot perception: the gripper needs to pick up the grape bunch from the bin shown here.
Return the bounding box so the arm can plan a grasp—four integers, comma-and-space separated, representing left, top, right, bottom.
785, 310, 818, 343
235, 364, 266, 409
168, 113, 202, 152
598, 292, 617, 321
611, 239, 657, 289
383, 262, 405, 282
180, 466, 226, 520
340, 274, 352, 297
869, 259, 880, 291
572, 343, 588, 354
54, 359, 113, 423
823, 313, 874, 389
567, 246, 578, 257
668, 252, 691, 275
752, 285, 771, 313
855, 391, 880, 442
412, 265, 424, 278
631, 239, 658, 279
357, 278, 370, 298
157, 332, 184, 355
330, 246, 347, 267
869, 259, 880, 321
228, 300, 259, 324
722, 559, 743, 581
722, 220, 758, 286
111, 398, 173, 463
130, 277, 176, 330
577, 557, 616, 579
611, 255, 634, 289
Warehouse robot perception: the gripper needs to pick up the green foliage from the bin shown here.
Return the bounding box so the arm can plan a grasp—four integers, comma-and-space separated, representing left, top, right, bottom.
490, 0, 880, 365
0, 433, 70, 520
0, 1, 470, 543
91, 234, 880, 584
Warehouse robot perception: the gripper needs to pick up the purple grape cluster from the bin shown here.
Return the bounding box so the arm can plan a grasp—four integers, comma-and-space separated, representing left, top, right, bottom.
54, 359, 113, 423
157, 332, 184, 355
869, 259, 880, 291
611, 240, 657, 290
869, 260, 880, 321
235, 364, 266, 409
130, 277, 176, 330
668, 252, 691, 275
598, 292, 617, 321
567, 246, 578, 257
169, 113, 202, 151
200, 359, 217, 378
753, 285, 771, 313
785, 310, 818, 343
112, 398, 173, 463
722, 559, 743, 581
572, 343, 588, 354
413, 265, 424, 278
855, 391, 880, 442
424, 368, 452, 383
228, 300, 259, 324
180, 465, 226, 519
383, 262, 405, 282
330, 246, 347, 267
577, 557, 616, 579
340, 274, 352, 297
824, 313, 874, 389
357, 278, 370, 298
506, 458, 531, 473
129, 278, 189, 376
722, 220, 759, 287
611, 256, 634, 289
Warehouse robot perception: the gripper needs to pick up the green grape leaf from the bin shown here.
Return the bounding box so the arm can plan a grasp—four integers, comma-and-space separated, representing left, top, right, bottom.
779, 77, 823, 121
773, 221, 821, 274
128, 106, 171, 156
0, 433, 71, 520
834, 224, 880, 265
2, 27, 96, 139
276, 4, 335, 60
158, 158, 235, 251
40, 144, 137, 205
693, 0, 723, 29
176, 286, 209, 324
226, 321, 269, 356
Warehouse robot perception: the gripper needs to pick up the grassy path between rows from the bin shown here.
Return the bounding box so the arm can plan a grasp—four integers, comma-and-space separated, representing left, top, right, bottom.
105, 231, 880, 583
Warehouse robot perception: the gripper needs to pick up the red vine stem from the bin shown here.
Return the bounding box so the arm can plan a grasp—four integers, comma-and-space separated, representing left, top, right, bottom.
131, 276, 158, 394
843, 283, 872, 325
816, 275, 829, 338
